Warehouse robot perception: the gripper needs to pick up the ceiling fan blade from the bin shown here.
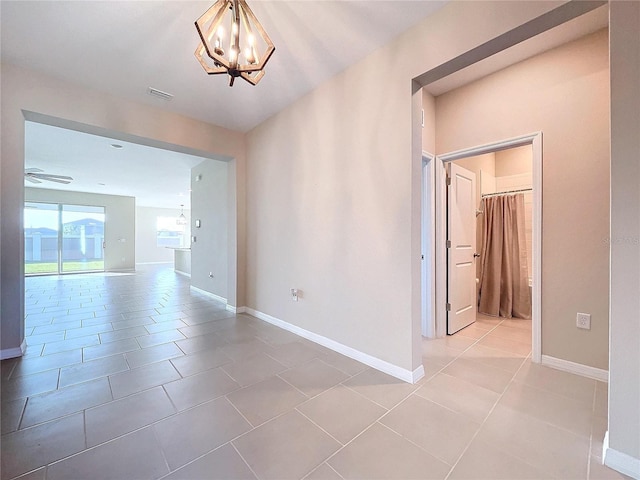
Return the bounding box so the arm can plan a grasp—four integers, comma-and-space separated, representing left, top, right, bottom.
25, 175, 42, 184
25, 168, 44, 173
40, 177, 72, 184
32, 174, 74, 181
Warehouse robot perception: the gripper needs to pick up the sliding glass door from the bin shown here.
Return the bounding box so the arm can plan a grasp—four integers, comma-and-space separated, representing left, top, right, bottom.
24, 202, 60, 275
61, 205, 105, 273
24, 202, 105, 275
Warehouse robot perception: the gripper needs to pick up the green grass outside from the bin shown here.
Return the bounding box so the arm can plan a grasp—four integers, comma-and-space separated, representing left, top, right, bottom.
25, 261, 104, 275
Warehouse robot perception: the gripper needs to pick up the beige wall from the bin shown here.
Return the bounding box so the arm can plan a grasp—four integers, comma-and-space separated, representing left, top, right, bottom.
435, 29, 610, 369
25, 188, 135, 271
0, 63, 246, 355
246, 1, 563, 373
607, 0, 640, 465
495, 145, 532, 176
422, 89, 437, 155
191, 160, 229, 301
136, 206, 190, 265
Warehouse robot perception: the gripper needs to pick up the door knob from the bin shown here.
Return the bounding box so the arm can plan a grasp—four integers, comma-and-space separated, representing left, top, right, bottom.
473, 253, 480, 258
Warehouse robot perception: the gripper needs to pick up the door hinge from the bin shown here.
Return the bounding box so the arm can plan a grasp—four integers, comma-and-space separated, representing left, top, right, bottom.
446, 240, 451, 248
446, 176, 451, 186
446, 303, 451, 311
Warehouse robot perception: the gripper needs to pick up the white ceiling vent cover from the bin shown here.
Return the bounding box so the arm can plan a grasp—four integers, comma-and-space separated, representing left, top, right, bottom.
147, 87, 174, 101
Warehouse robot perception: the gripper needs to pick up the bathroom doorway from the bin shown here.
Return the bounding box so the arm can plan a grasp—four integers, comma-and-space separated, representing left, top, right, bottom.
449, 145, 534, 336
422, 133, 542, 362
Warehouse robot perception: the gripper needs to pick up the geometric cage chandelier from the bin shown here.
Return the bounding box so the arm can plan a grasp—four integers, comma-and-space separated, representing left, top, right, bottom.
194, 0, 275, 87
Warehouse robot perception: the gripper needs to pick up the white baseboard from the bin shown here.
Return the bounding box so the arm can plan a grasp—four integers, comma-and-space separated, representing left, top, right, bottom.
135, 261, 173, 265
226, 305, 247, 314
541, 354, 609, 382
190, 285, 227, 305
244, 307, 424, 384
1, 339, 26, 360
107, 268, 136, 274
603, 431, 640, 479
174, 270, 191, 278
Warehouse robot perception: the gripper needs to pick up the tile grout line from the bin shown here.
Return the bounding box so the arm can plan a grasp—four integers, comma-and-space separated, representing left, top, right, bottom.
294, 407, 345, 447
229, 440, 261, 480
442, 350, 541, 480
150, 422, 172, 476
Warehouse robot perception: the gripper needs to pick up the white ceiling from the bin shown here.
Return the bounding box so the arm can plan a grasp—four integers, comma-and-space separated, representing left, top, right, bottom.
25, 122, 208, 209
1, 0, 447, 133
4, 1, 607, 209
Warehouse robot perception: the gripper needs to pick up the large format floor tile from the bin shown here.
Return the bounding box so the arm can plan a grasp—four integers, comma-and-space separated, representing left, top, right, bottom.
342, 368, 419, 409
221, 351, 288, 387
20, 377, 112, 428
58, 354, 129, 388
233, 411, 341, 480
163, 367, 240, 411
415, 372, 500, 423
46, 427, 170, 480
475, 403, 591, 479
108, 359, 181, 399
162, 443, 257, 480
278, 358, 349, 397
85, 386, 176, 446
227, 376, 307, 426
297, 385, 386, 444
0, 414, 85, 480
380, 394, 480, 466
154, 397, 252, 470
328, 422, 450, 479
448, 437, 552, 479
2, 266, 625, 480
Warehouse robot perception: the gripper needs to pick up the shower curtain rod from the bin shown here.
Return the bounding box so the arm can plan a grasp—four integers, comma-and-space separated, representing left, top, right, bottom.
481, 188, 533, 198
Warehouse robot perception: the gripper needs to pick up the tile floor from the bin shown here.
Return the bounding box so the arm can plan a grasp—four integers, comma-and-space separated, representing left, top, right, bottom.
0, 265, 630, 480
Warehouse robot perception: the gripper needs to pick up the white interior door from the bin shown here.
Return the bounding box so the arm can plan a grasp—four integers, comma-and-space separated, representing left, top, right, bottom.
447, 163, 477, 334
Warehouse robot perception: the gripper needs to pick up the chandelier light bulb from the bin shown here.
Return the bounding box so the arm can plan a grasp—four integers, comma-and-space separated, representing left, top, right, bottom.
214, 36, 224, 56
245, 47, 255, 64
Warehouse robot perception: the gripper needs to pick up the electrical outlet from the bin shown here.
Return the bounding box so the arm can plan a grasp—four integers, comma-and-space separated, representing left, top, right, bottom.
577, 312, 591, 330
290, 288, 298, 302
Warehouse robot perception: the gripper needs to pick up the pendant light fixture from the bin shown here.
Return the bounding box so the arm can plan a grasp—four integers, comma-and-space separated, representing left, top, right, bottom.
194, 0, 275, 86
176, 205, 188, 226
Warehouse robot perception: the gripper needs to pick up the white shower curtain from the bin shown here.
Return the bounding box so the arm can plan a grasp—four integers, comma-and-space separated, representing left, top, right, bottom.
478, 193, 531, 319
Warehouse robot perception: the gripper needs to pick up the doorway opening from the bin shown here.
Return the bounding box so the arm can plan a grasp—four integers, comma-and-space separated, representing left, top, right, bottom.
422, 133, 542, 363
24, 202, 105, 275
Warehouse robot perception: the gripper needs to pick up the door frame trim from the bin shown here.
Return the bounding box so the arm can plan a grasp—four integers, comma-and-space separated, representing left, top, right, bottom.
421, 152, 436, 338
424, 132, 542, 363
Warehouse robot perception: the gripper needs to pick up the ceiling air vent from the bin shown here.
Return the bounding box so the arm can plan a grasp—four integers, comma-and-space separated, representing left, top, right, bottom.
147, 87, 174, 101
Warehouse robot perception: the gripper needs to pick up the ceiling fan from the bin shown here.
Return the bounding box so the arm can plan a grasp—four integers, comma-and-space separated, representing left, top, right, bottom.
25, 168, 73, 185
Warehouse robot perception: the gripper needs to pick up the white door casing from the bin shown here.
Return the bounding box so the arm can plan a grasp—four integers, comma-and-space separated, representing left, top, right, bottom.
447, 163, 477, 334
427, 132, 542, 362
